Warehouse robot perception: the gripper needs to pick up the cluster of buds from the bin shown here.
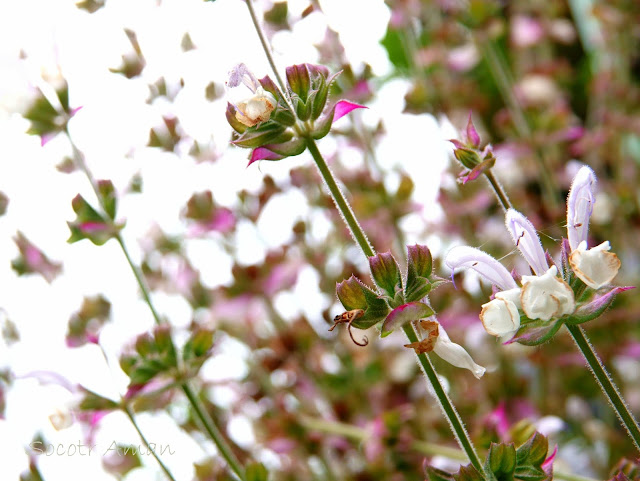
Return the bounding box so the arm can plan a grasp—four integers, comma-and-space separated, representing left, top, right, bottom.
334, 245, 486, 379
449, 113, 496, 184
445, 166, 630, 345
226, 63, 364, 166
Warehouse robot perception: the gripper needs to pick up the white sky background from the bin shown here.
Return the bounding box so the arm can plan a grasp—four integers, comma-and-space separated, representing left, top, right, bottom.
0, 0, 451, 478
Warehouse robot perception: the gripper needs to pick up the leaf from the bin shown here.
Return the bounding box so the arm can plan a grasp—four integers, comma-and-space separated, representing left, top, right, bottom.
381, 302, 433, 336
246, 463, 269, 481
506, 317, 565, 346
380, 27, 410, 71
369, 251, 402, 298
486, 442, 516, 480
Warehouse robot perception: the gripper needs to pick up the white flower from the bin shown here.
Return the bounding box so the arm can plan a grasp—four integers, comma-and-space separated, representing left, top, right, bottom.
480, 288, 521, 338
569, 240, 621, 289
446, 208, 572, 338
521, 266, 575, 321
566, 166, 620, 288
235, 87, 276, 127
227, 63, 276, 127
432, 321, 486, 379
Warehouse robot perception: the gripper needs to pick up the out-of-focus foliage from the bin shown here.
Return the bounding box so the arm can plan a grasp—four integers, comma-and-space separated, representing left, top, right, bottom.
7, 0, 640, 480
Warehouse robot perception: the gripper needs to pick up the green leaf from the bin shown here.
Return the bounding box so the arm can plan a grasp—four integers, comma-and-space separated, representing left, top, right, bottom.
246, 463, 269, 481
509, 317, 565, 346
232, 122, 289, 149
516, 432, 548, 467
97, 180, 117, 220
0, 191, 8, 216
380, 28, 410, 71
381, 302, 434, 336
78, 387, 119, 411
425, 465, 456, 481
335, 275, 390, 328
183, 329, 214, 361
368, 251, 402, 298
454, 464, 484, 481
486, 442, 516, 480
405, 276, 432, 303
67, 194, 123, 246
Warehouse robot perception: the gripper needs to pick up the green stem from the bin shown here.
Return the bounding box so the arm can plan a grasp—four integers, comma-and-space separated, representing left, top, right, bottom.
95, 342, 176, 480
244, 0, 290, 101
305, 138, 375, 259
566, 324, 640, 452
305, 136, 491, 479
402, 323, 485, 474
124, 405, 178, 481
66, 133, 247, 481
116, 235, 164, 325
299, 414, 596, 481
182, 383, 247, 480
484, 170, 513, 211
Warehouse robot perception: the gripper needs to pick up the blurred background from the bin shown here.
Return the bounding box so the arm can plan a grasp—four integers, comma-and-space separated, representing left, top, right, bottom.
1, 0, 640, 479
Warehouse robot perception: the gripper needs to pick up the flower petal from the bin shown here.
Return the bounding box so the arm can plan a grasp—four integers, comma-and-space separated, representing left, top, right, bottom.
569, 240, 620, 289
566, 166, 596, 252
505, 209, 548, 275
333, 100, 367, 123
444, 246, 518, 291
480, 297, 520, 338
433, 323, 485, 379
521, 266, 575, 321
227, 63, 259, 92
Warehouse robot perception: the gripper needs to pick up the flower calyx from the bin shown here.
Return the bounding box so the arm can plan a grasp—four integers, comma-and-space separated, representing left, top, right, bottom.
226, 63, 366, 166
333, 245, 447, 343
449, 113, 496, 184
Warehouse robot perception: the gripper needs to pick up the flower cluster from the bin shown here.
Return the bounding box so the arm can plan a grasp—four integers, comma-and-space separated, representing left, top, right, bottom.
335, 245, 485, 378
226, 63, 365, 166
445, 166, 629, 345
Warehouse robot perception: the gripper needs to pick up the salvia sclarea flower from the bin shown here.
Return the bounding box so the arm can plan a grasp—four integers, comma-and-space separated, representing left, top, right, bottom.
445, 166, 630, 345
334, 245, 485, 378
226, 63, 365, 166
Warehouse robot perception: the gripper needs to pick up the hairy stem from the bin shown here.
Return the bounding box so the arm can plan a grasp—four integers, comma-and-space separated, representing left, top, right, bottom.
305, 136, 491, 479
484, 170, 513, 211
402, 323, 486, 474
66, 133, 247, 481
244, 0, 289, 97
124, 406, 178, 481
182, 382, 247, 480
567, 325, 640, 452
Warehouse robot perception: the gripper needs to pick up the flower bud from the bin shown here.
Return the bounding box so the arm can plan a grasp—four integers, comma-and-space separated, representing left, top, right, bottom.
368, 252, 402, 298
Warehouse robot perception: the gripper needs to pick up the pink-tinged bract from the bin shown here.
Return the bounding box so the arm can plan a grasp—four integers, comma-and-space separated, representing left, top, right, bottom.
333, 100, 367, 123
248, 147, 285, 166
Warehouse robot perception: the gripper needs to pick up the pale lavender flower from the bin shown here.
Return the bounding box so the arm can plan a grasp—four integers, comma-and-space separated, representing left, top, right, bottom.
446, 208, 576, 339
566, 166, 620, 288
566, 166, 596, 252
